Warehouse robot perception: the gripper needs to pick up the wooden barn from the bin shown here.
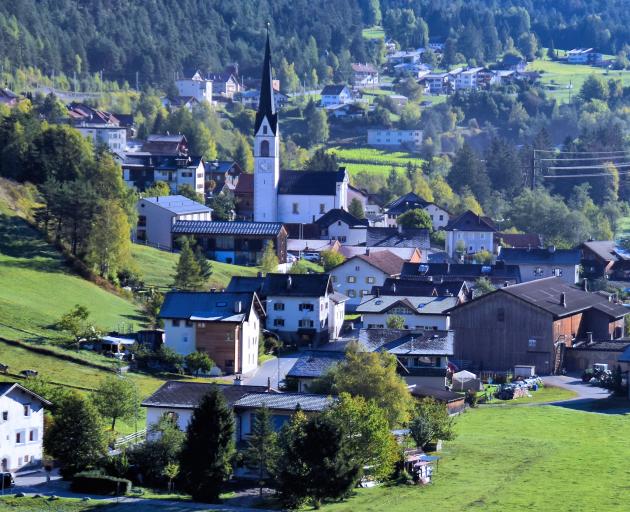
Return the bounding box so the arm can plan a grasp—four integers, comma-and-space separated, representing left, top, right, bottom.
448, 277, 628, 374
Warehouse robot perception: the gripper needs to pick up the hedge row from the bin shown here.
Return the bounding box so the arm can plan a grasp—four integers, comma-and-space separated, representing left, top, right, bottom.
71, 471, 131, 495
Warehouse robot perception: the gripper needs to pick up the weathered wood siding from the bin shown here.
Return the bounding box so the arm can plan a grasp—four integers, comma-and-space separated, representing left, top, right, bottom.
451, 292, 555, 373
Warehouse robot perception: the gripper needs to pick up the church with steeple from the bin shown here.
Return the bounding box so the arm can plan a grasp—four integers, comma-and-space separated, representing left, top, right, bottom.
253, 30, 348, 224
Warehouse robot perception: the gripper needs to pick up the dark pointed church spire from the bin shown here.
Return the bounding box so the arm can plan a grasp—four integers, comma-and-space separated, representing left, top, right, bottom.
255, 24, 278, 134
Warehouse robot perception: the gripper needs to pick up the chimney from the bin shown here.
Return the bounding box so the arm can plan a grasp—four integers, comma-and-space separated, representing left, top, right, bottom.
392, 282, 397, 294
210, 288, 216, 293
267, 376, 272, 392
560, 292, 566, 307
234, 300, 243, 313
587, 332, 593, 344
583, 280, 588, 292
156, 196, 159, 202
504, 281, 509, 287
233, 374, 242, 385
366, 248, 371, 256
548, 245, 556, 253
375, 287, 380, 297
398, 224, 404, 234
257, 271, 263, 278
287, 276, 293, 289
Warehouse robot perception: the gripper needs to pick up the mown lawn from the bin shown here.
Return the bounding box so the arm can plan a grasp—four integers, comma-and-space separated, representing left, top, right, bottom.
528, 58, 630, 103
480, 384, 577, 405
131, 243, 260, 291
0, 212, 141, 342
615, 216, 630, 240
330, 146, 424, 179
362, 26, 385, 40
322, 404, 630, 512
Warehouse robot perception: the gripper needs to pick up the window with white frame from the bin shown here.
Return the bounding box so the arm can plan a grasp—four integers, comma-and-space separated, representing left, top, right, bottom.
366, 276, 375, 284
299, 319, 314, 328
274, 303, 285, 311
299, 303, 314, 311
347, 290, 356, 298
347, 276, 356, 283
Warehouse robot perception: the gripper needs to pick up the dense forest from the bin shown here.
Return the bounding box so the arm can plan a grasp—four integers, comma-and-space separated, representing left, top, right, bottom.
1, 0, 630, 87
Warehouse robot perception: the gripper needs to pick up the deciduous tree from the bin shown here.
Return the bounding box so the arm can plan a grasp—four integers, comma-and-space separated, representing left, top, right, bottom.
92, 375, 140, 431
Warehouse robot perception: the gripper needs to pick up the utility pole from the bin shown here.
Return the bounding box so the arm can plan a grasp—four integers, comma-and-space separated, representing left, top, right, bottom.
531, 148, 537, 190
135, 70, 139, 91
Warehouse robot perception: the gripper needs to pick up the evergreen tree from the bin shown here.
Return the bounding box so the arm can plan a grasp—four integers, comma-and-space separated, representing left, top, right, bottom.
305, 149, 339, 171
244, 407, 279, 498
44, 393, 106, 478
485, 138, 522, 197
172, 237, 204, 290
211, 192, 235, 221
275, 413, 361, 508
233, 133, 254, 173
305, 107, 329, 146
179, 386, 235, 502
348, 197, 365, 219
448, 144, 491, 204
194, 245, 213, 281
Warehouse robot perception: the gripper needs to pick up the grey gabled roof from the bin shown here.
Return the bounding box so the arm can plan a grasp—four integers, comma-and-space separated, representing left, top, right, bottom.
141, 381, 272, 409
445, 210, 496, 232
321, 84, 349, 96
356, 295, 458, 315
385, 192, 431, 215
141, 195, 212, 215
233, 392, 334, 412
0, 383, 52, 406
314, 208, 369, 228
278, 169, 347, 196
358, 329, 454, 356
287, 351, 346, 379
172, 220, 284, 236
366, 227, 430, 249
226, 273, 332, 298
373, 278, 467, 298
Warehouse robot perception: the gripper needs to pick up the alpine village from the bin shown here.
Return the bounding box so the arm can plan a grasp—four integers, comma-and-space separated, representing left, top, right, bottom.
2, 1, 630, 511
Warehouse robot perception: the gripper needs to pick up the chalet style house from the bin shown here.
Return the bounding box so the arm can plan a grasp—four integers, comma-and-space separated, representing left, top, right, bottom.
227, 273, 347, 346
449, 277, 628, 374
159, 291, 265, 375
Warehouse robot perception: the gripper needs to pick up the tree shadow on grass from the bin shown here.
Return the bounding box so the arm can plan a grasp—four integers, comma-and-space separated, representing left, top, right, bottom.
550, 396, 630, 415
0, 214, 64, 271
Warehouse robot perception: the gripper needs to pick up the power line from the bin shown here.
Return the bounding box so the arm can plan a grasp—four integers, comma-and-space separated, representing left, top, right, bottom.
538, 155, 630, 162
543, 170, 630, 178
534, 148, 630, 155
546, 162, 630, 171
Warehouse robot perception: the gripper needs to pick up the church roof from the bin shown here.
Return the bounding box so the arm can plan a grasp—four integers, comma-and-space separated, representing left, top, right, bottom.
254, 30, 278, 135
278, 169, 346, 196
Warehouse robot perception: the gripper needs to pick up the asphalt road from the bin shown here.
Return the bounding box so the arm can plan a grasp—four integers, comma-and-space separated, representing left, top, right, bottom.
243, 355, 298, 388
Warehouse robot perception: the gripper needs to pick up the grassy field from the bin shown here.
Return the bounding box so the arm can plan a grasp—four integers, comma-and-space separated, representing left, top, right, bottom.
322, 403, 630, 512
330, 146, 424, 178
362, 26, 385, 40
131, 243, 260, 291
481, 384, 577, 405
0, 212, 142, 342
528, 58, 630, 103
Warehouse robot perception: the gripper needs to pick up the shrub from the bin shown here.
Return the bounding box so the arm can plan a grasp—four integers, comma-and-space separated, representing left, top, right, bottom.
71, 471, 131, 495
465, 389, 478, 408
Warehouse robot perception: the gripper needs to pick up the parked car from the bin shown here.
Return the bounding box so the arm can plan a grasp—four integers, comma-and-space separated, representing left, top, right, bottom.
302, 252, 320, 263
1, 472, 15, 489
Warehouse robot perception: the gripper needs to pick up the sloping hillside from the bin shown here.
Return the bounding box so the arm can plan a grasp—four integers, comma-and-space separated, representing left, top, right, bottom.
131, 243, 260, 291
0, 179, 141, 342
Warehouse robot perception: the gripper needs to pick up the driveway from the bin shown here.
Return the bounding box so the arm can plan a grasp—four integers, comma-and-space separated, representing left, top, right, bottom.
244, 355, 298, 388
541, 374, 630, 413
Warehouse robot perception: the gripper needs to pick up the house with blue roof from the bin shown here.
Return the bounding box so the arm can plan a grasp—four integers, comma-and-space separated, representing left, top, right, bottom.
159, 290, 265, 375
134, 195, 212, 250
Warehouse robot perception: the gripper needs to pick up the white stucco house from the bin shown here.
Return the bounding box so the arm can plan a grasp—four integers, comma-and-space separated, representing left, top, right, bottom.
497, 247, 581, 285
134, 195, 212, 249
314, 208, 369, 245
444, 210, 497, 259
227, 273, 348, 346
367, 129, 423, 149
356, 294, 458, 330
76, 124, 127, 153
159, 291, 265, 375
320, 84, 353, 107
0, 383, 51, 473
175, 71, 213, 103
329, 250, 406, 310
384, 192, 450, 230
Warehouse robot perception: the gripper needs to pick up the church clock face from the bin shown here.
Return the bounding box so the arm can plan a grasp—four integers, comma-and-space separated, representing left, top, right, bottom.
260, 160, 269, 172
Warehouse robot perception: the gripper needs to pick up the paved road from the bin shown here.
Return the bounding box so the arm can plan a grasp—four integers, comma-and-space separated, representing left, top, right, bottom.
243, 355, 298, 388
542, 375, 613, 401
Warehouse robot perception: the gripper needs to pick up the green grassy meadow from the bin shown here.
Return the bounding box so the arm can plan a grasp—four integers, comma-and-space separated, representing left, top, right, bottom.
362, 26, 385, 40
131, 243, 260, 291
322, 404, 630, 512
528, 58, 630, 103
0, 212, 141, 342
330, 146, 424, 178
